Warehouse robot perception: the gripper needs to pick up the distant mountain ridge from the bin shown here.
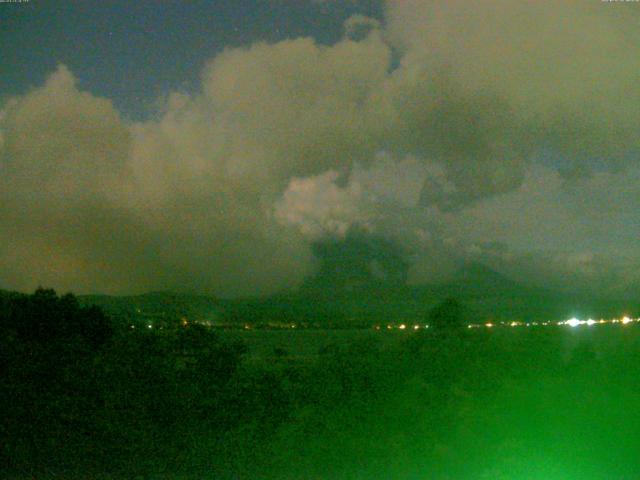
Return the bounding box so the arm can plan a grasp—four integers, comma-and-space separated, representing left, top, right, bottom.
78, 291, 223, 325
3, 261, 638, 327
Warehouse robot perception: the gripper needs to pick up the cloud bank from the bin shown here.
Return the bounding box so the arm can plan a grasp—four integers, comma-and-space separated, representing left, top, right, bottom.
1, 2, 640, 296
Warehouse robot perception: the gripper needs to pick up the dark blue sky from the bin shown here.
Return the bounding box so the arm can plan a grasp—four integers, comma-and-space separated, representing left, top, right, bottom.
1, 0, 383, 120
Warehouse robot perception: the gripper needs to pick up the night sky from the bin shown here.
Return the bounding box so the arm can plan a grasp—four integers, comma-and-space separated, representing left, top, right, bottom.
1, 0, 639, 297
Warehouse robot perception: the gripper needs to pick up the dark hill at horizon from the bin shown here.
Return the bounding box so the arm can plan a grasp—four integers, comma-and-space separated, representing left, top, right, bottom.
3, 262, 638, 327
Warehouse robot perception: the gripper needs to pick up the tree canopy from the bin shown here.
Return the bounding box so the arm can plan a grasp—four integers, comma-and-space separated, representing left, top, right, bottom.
0, 287, 113, 347
428, 298, 465, 331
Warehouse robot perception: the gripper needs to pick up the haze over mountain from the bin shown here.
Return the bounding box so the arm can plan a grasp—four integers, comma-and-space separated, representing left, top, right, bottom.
63, 256, 638, 328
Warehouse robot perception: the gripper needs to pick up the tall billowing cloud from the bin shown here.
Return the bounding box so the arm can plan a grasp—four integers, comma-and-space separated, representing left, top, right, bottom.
0, 65, 316, 297
385, 0, 640, 174
0, 30, 393, 296
0, 66, 137, 293
2, 3, 640, 296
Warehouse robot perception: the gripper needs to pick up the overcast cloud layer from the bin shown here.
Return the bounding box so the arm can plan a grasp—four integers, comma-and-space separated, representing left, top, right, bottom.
1, 1, 639, 297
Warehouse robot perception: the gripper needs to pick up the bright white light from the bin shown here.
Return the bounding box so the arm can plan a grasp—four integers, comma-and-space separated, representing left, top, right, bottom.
413, 325, 420, 330
622, 316, 632, 325
565, 318, 581, 328
485, 322, 494, 328
586, 319, 596, 326
399, 324, 406, 330
147, 324, 153, 329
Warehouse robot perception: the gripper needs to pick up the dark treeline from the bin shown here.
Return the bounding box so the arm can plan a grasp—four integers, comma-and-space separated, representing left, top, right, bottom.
2, 289, 640, 479
1, 288, 246, 478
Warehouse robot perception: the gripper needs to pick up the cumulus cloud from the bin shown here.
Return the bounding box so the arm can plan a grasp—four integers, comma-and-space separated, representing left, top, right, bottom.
385, 0, 640, 174
2, 2, 640, 296
448, 163, 640, 294
275, 170, 373, 239
275, 153, 428, 238
344, 14, 381, 41
275, 153, 463, 283
0, 29, 396, 296
0, 65, 136, 291
0, 65, 315, 297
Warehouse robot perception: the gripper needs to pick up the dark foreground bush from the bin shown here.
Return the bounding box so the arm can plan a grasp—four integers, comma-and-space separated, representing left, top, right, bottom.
3, 291, 640, 479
